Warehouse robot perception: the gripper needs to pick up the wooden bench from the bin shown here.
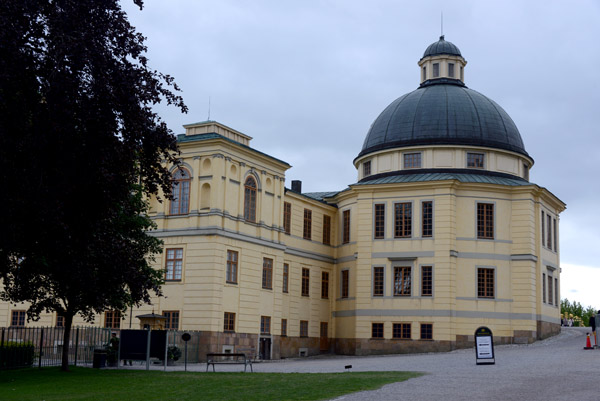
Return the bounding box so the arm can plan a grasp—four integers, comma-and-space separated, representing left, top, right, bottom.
206, 353, 253, 372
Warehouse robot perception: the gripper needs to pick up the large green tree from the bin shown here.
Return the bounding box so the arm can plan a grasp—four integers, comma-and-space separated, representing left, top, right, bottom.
0, 0, 186, 371
561, 298, 597, 327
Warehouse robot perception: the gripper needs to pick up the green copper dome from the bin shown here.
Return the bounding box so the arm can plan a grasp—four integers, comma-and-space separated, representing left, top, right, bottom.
422, 35, 462, 58
358, 81, 529, 159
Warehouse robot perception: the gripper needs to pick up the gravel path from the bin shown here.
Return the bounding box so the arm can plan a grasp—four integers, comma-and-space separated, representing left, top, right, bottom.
129, 327, 600, 400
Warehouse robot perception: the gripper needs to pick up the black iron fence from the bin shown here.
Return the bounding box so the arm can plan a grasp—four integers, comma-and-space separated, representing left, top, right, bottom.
0, 327, 220, 369
0, 326, 111, 369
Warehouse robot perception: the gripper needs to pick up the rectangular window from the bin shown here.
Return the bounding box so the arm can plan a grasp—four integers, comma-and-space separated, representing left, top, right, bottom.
554, 278, 559, 306
56, 315, 65, 328
323, 215, 331, 245
433, 63, 440, 77
363, 160, 371, 177
303, 209, 312, 240
372, 323, 384, 339
523, 163, 529, 181
283, 202, 292, 235
420, 323, 433, 340
541, 214, 547, 249
262, 258, 273, 290
104, 310, 120, 329
281, 319, 287, 336
301, 268, 310, 297
421, 201, 433, 237
321, 271, 329, 299
341, 270, 349, 298
403, 152, 421, 169
477, 268, 495, 298
165, 248, 183, 281
343, 210, 351, 244
164, 311, 180, 330
300, 320, 308, 337
547, 214, 552, 249
553, 218, 557, 251
224, 312, 235, 332
460, 66, 464, 81
226, 250, 238, 284
422, 66, 427, 81
260, 316, 271, 334
421, 266, 433, 297
373, 266, 384, 297
448, 63, 455, 77
282, 263, 289, 293
393, 266, 411, 296
477, 203, 494, 239
393, 323, 411, 339
374, 204, 385, 239
467, 152, 485, 168
394, 202, 412, 238
11, 310, 26, 327
547, 275, 553, 305
542, 273, 546, 303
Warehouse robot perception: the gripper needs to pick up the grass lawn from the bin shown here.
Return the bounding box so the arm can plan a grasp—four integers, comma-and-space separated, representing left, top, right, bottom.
0, 367, 421, 401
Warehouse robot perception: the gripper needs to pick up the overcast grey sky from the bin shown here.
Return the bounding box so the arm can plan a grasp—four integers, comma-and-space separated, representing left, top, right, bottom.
122, 0, 600, 308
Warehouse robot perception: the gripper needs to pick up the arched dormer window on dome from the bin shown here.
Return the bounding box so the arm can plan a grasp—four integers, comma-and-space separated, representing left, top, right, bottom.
244, 176, 257, 223
170, 168, 191, 215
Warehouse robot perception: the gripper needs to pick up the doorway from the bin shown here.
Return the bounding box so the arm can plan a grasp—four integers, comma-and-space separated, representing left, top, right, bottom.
259, 337, 271, 360
320, 322, 329, 352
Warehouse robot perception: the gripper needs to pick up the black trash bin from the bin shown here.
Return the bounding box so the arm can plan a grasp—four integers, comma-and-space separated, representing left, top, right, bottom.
93, 349, 107, 368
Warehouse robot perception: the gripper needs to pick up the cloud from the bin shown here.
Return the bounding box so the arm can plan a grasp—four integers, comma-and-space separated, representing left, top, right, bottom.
120, 0, 600, 294
561, 263, 600, 310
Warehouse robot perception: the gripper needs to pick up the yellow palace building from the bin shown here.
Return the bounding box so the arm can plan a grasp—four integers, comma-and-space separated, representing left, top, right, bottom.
2, 36, 565, 359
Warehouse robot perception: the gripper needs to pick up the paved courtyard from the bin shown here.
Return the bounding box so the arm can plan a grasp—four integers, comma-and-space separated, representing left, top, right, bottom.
130, 327, 599, 400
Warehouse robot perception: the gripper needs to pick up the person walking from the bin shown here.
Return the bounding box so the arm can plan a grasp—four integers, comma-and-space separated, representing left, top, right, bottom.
592, 312, 598, 347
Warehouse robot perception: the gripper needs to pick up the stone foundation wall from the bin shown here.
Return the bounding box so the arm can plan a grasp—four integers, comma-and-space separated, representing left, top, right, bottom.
197, 331, 259, 361
191, 327, 558, 361
193, 332, 321, 361
335, 338, 453, 355
279, 336, 320, 358
455, 333, 532, 347
537, 321, 560, 340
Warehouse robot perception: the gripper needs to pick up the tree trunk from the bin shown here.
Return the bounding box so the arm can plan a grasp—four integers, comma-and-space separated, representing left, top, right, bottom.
61, 313, 74, 372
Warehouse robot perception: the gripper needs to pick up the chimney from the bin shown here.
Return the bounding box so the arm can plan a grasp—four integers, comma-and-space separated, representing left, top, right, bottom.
291, 180, 302, 193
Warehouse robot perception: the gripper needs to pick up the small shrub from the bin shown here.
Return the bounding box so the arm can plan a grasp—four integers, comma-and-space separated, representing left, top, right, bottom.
167, 346, 181, 361
0, 341, 35, 369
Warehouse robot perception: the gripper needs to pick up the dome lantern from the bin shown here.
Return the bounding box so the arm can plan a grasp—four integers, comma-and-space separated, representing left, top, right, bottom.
418, 35, 467, 85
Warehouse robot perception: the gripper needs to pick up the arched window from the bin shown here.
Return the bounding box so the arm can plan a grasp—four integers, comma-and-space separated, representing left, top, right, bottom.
244, 176, 257, 222
170, 168, 191, 215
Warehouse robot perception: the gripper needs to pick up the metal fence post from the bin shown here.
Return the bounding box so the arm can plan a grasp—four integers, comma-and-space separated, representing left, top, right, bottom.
38, 328, 44, 369
145, 327, 151, 371
74, 327, 79, 367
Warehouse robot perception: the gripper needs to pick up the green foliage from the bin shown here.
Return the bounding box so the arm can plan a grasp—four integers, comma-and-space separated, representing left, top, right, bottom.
0, 0, 186, 371
167, 346, 181, 361
0, 342, 35, 369
561, 298, 597, 326
0, 368, 421, 401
